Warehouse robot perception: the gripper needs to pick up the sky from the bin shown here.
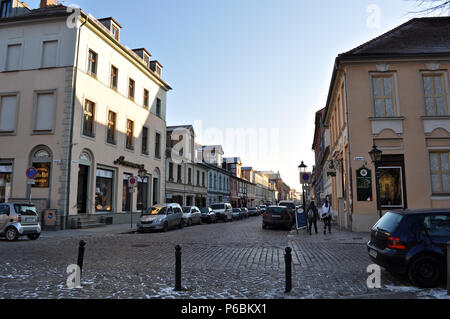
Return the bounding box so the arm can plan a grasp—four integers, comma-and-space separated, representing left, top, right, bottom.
29, 0, 435, 190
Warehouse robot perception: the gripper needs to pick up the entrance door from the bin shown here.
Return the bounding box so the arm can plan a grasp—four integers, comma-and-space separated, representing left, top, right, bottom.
77, 165, 89, 214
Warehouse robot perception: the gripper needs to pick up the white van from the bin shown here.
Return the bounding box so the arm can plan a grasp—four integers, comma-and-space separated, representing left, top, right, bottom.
210, 203, 233, 222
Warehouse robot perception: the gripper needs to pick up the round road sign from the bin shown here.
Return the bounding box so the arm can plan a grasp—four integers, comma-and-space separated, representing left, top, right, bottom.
26, 167, 38, 180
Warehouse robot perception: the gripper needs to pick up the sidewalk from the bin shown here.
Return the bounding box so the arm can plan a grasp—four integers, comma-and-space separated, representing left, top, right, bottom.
40, 223, 137, 239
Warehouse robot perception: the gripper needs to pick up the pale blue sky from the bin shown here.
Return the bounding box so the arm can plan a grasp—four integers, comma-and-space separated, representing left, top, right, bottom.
29, 0, 431, 190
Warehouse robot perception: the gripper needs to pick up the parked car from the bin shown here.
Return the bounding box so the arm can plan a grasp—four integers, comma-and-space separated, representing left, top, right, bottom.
259, 205, 267, 214
367, 209, 450, 288
137, 203, 184, 233
0, 203, 41, 241
248, 207, 259, 216
262, 206, 295, 230
232, 208, 243, 220
211, 203, 233, 222
182, 206, 202, 226
200, 207, 216, 224
240, 207, 249, 218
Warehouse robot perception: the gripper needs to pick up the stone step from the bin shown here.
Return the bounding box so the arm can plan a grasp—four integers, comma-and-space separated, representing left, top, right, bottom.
80, 222, 106, 229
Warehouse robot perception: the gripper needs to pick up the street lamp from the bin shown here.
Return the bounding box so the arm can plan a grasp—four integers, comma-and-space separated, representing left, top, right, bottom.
369, 145, 383, 219
298, 161, 307, 210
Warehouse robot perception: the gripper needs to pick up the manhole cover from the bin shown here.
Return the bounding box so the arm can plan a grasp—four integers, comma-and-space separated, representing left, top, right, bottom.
132, 244, 150, 248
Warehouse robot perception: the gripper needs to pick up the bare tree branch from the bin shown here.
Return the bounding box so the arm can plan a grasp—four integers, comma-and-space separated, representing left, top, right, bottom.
406, 0, 450, 15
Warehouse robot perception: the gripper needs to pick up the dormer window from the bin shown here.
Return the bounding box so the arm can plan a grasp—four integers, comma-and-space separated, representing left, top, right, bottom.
150, 61, 163, 77
132, 48, 152, 67
98, 17, 122, 42
1, 0, 12, 18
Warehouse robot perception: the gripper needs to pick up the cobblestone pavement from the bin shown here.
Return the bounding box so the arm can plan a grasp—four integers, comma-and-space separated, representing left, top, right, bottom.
0, 216, 448, 299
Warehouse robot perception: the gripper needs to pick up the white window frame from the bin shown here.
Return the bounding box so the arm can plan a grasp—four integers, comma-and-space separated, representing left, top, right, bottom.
32, 90, 57, 134
369, 72, 401, 118
420, 70, 450, 117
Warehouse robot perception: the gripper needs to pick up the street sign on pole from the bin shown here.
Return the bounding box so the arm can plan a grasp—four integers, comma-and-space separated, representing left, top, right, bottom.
26, 167, 38, 203
128, 176, 137, 188
300, 172, 312, 185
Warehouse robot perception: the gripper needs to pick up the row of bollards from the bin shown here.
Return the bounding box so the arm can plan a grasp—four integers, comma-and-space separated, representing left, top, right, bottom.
75, 241, 293, 293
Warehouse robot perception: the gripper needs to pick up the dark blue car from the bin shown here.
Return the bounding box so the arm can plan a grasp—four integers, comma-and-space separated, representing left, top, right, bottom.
367, 209, 449, 288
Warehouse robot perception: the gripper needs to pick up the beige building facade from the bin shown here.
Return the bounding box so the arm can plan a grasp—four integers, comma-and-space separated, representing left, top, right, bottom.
0, 4, 171, 228
323, 17, 450, 232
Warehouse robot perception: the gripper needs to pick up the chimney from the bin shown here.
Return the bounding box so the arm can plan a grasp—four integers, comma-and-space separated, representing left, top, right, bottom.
40, 0, 57, 8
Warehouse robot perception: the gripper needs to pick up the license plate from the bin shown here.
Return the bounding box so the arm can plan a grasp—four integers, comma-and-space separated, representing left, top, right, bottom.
369, 249, 378, 259
271, 214, 281, 218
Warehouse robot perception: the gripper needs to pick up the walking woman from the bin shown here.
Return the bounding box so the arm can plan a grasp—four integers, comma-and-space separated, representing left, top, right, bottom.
321, 199, 334, 235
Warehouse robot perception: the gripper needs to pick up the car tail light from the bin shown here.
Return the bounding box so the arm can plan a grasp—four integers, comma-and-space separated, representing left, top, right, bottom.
387, 237, 407, 250
263, 213, 268, 218
17, 214, 22, 223
283, 214, 290, 220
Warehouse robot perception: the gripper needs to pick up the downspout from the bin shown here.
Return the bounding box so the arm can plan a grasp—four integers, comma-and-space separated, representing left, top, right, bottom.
340, 67, 355, 232
64, 15, 88, 230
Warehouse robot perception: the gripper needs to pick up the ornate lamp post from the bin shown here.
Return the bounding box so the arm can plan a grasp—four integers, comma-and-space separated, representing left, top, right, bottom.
369, 145, 383, 219
298, 161, 307, 209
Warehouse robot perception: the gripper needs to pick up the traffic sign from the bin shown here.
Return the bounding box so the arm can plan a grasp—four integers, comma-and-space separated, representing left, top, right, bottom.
300, 172, 312, 185
128, 176, 137, 188
26, 167, 38, 180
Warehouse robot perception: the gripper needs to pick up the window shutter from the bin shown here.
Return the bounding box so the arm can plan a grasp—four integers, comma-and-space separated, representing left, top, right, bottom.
35, 93, 55, 131
42, 41, 58, 68
6, 44, 21, 71
0, 96, 17, 132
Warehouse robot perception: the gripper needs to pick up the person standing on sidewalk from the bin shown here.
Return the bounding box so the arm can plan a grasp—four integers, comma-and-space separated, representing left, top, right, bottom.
321, 199, 334, 235
306, 201, 319, 235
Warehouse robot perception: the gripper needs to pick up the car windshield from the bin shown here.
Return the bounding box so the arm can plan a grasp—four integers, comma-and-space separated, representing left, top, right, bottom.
143, 206, 167, 216
279, 202, 295, 209
211, 204, 225, 210
373, 212, 404, 233
268, 207, 286, 214
14, 205, 37, 216
233, 209, 241, 212
182, 207, 191, 213
201, 208, 210, 214
249, 208, 257, 211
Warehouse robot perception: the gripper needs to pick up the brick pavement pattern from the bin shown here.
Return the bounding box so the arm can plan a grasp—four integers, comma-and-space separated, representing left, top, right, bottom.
0, 217, 447, 299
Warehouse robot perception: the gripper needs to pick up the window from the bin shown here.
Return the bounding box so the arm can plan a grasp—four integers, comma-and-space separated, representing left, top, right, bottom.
0, 163, 12, 203
1, 0, 12, 18
177, 165, 182, 182
372, 75, 396, 117
197, 170, 200, 186
142, 126, 148, 154
429, 151, 450, 194
0, 95, 17, 133
378, 166, 404, 208
424, 215, 450, 237
202, 172, 205, 187
126, 119, 134, 150
122, 174, 131, 212
188, 168, 192, 184
31, 148, 52, 189
423, 74, 447, 116
95, 168, 114, 212
156, 98, 161, 116
6, 44, 21, 71
128, 78, 135, 100
111, 25, 120, 41
110, 66, 118, 90
169, 163, 174, 181
155, 132, 161, 158
143, 89, 149, 108
88, 50, 97, 76
83, 100, 95, 137
35, 92, 55, 132
42, 41, 58, 68
107, 111, 116, 144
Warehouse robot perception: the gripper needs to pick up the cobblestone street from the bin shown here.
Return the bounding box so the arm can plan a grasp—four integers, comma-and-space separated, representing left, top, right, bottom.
0, 216, 448, 299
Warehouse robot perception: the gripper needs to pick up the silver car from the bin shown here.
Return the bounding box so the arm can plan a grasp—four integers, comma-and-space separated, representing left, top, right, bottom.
182, 206, 202, 226
0, 203, 41, 241
137, 203, 184, 233
211, 203, 233, 222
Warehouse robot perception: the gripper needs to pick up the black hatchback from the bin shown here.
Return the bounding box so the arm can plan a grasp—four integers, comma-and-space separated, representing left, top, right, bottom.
367, 209, 449, 288
262, 206, 294, 230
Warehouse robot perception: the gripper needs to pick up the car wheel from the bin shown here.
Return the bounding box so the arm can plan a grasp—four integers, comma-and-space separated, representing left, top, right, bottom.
163, 222, 169, 232
179, 219, 185, 229
27, 234, 40, 241
5, 227, 19, 242
408, 255, 443, 288
188, 219, 192, 227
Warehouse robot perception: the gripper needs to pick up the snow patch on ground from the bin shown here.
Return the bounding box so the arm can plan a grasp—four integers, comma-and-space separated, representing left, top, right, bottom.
385, 285, 449, 299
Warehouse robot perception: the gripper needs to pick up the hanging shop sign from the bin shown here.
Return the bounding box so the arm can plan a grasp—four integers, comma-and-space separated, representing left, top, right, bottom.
357, 166, 373, 202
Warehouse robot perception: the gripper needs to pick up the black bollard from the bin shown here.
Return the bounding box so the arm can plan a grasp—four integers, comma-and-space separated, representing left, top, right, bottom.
285, 247, 292, 293
77, 240, 86, 275
175, 245, 182, 291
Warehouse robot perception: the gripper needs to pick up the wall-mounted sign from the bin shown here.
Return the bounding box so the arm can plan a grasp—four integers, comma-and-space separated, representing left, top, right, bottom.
354, 157, 365, 161
357, 167, 372, 202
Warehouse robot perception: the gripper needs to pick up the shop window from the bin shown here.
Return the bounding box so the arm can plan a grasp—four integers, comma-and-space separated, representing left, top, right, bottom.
378, 166, 404, 208
30, 148, 52, 189
95, 168, 113, 212
122, 173, 131, 212
0, 163, 12, 202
